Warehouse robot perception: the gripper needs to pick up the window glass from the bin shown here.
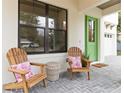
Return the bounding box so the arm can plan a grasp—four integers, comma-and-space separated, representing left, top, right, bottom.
48, 18, 55, 29
88, 19, 95, 42
20, 0, 46, 27
107, 34, 109, 38
19, 27, 44, 53
48, 5, 67, 30
110, 35, 112, 38
48, 30, 66, 52
104, 34, 106, 37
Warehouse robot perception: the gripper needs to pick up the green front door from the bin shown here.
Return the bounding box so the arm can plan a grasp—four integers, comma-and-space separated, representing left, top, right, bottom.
85, 15, 99, 61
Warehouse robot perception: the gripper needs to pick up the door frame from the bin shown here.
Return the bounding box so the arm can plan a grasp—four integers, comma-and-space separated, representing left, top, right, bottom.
85, 15, 99, 61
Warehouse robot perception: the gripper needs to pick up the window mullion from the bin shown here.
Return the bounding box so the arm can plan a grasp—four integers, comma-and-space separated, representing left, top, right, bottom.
44, 4, 49, 53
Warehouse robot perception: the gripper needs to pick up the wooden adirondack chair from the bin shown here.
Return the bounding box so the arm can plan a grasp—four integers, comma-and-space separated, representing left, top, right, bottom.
3, 48, 47, 93
66, 47, 91, 80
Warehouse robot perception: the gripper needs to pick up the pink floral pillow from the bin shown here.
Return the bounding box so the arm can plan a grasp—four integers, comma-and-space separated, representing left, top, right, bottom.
68, 56, 82, 68
11, 61, 33, 82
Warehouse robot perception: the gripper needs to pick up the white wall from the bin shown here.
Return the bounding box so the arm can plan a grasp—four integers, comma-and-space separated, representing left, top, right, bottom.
2, 0, 18, 84
100, 3, 120, 62
103, 13, 118, 56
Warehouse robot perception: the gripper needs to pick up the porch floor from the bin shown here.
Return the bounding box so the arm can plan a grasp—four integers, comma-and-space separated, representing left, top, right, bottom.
13, 56, 121, 93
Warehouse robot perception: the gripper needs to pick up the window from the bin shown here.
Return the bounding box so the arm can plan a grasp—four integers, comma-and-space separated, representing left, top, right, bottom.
19, 0, 67, 54
104, 33, 113, 38
104, 34, 107, 37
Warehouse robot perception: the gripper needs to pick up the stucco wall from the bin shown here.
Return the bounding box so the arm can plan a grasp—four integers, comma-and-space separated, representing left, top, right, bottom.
103, 13, 118, 56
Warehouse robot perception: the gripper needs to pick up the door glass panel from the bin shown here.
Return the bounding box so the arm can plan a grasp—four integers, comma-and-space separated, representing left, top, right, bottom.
88, 19, 95, 42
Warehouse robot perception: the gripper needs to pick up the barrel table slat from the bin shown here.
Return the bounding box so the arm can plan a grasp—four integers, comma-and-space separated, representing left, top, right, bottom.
46, 62, 60, 81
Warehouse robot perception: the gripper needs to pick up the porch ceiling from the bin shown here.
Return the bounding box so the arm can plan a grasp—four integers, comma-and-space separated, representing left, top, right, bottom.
97, 0, 121, 9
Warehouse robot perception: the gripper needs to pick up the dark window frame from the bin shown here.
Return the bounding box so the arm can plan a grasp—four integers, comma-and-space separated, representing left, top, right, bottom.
18, 0, 68, 54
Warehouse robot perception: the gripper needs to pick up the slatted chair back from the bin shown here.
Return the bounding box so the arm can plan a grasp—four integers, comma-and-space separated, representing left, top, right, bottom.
67, 47, 83, 57
67, 47, 90, 80
6, 48, 28, 65
4, 48, 47, 93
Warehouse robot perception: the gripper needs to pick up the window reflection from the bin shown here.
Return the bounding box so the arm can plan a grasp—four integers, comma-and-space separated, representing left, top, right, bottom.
48, 30, 66, 52
37, 16, 46, 27
20, 27, 44, 53
48, 18, 55, 28
20, 0, 46, 27
48, 5, 67, 30
88, 19, 95, 42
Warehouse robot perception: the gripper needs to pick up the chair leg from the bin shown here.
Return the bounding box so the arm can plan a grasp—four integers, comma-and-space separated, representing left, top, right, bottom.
23, 85, 29, 93
43, 79, 47, 87
70, 72, 73, 80
87, 72, 90, 80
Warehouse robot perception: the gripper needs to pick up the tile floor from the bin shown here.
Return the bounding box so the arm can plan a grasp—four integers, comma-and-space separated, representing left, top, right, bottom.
7, 56, 121, 93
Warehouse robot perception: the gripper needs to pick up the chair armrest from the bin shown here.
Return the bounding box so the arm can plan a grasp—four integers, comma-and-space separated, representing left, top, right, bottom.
81, 58, 91, 68
81, 57, 89, 62
66, 58, 73, 68
8, 67, 29, 75
86, 61, 91, 68
30, 62, 46, 67
30, 62, 46, 73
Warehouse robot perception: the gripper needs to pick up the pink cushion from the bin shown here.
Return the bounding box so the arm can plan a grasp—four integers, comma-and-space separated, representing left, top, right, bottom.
11, 61, 33, 82
68, 56, 82, 68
